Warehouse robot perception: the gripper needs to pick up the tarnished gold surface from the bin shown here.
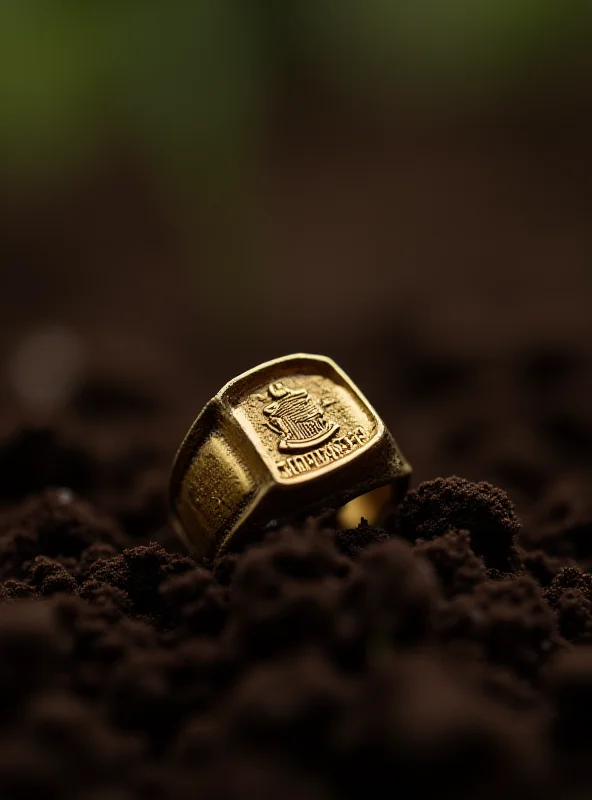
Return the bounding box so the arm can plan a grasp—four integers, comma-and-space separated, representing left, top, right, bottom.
169, 354, 412, 558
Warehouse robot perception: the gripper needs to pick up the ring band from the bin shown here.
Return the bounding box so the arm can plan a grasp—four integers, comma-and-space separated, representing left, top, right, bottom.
169, 354, 411, 558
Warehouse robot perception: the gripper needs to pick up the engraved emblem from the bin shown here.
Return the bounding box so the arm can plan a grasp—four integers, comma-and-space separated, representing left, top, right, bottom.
262, 382, 339, 453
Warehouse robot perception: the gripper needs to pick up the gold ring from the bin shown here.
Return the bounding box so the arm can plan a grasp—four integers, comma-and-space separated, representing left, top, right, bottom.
169, 354, 411, 558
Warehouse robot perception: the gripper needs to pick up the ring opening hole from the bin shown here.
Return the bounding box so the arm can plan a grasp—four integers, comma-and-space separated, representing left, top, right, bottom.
336, 483, 393, 528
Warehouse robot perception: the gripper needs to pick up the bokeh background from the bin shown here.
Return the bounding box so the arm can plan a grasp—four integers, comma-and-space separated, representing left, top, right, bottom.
1, 1, 591, 516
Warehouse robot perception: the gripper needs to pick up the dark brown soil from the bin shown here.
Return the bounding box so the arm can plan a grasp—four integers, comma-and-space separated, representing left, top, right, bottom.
0, 329, 590, 800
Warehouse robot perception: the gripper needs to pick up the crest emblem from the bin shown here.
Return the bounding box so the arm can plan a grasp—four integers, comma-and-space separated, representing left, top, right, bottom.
262, 382, 339, 453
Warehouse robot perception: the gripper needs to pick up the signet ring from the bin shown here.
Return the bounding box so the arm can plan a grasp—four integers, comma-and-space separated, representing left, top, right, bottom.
169, 354, 412, 558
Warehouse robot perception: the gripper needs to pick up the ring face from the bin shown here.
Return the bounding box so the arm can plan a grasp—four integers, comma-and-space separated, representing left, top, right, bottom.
170, 354, 411, 558
232, 365, 382, 484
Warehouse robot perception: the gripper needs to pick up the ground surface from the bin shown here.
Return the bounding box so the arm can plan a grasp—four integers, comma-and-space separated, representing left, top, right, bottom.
0, 328, 590, 799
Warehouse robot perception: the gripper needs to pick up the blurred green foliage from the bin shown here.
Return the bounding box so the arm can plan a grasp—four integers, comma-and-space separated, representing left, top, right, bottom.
291, 0, 581, 100
0, 1, 588, 181
0, 1, 263, 183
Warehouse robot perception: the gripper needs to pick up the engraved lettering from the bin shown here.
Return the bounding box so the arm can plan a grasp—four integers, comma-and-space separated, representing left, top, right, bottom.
294, 455, 306, 473
276, 426, 370, 478
277, 460, 291, 478
313, 448, 328, 465
304, 453, 316, 468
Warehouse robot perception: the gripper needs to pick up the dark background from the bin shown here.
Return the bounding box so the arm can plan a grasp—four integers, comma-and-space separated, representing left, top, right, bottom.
1, 2, 591, 504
